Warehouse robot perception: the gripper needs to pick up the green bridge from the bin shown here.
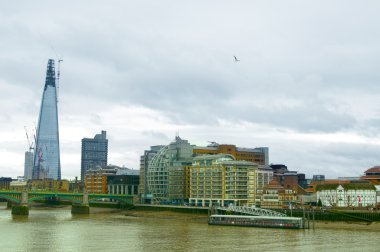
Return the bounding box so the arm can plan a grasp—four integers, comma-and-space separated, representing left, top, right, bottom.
0, 191, 134, 215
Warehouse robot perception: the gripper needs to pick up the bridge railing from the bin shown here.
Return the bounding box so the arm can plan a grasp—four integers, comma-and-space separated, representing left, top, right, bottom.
0, 191, 134, 205
217, 205, 287, 217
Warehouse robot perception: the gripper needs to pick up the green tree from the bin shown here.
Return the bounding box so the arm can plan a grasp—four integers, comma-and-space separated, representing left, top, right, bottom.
317, 198, 322, 207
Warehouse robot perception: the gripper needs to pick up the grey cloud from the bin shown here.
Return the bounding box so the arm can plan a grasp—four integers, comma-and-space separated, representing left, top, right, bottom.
270, 140, 378, 179
324, 143, 380, 162
2, 1, 380, 178
142, 131, 171, 142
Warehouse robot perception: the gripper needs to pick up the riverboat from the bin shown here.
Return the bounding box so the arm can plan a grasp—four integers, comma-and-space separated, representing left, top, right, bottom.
208, 214, 303, 229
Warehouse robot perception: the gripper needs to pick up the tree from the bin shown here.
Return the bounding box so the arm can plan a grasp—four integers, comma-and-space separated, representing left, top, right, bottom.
317, 198, 322, 207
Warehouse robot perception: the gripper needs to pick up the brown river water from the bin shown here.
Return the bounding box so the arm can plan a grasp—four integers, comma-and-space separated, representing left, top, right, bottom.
0, 203, 378, 251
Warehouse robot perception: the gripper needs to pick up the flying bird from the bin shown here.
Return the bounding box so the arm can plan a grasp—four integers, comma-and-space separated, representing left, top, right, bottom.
234, 56, 240, 62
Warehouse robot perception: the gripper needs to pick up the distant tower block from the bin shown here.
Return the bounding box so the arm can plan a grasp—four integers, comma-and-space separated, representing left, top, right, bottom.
33, 59, 61, 180
81, 131, 108, 182
24, 151, 34, 180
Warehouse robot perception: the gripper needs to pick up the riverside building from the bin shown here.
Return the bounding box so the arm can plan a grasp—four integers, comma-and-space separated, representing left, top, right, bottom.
0, 177, 12, 190
107, 172, 139, 196
187, 154, 273, 207
85, 165, 138, 195
257, 177, 298, 209
316, 182, 376, 207
28, 179, 69, 192
361, 166, 380, 185
85, 165, 117, 193
139, 145, 165, 203
188, 154, 254, 207
143, 138, 272, 205
146, 136, 193, 204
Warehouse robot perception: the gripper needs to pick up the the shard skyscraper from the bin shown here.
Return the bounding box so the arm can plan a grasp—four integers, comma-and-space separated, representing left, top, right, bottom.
33, 59, 61, 180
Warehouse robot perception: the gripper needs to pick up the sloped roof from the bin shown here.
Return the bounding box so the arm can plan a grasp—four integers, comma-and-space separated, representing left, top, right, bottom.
264, 178, 284, 190
305, 180, 351, 193
296, 185, 308, 195
364, 166, 380, 174
316, 183, 375, 191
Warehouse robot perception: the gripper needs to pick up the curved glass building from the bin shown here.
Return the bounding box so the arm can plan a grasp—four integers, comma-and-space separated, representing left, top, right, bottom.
147, 136, 193, 204
33, 59, 61, 180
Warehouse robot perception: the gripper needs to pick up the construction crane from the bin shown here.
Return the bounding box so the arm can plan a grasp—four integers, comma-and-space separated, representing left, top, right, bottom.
36, 146, 43, 179
24, 126, 34, 152
56, 59, 63, 102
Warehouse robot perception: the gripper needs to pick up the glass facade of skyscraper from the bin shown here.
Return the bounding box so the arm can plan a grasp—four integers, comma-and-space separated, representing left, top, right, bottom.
33, 59, 61, 180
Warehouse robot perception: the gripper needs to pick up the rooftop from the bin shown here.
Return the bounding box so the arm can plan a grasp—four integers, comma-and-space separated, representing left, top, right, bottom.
364, 166, 380, 174
316, 182, 375, 191
192, 154, 235, 162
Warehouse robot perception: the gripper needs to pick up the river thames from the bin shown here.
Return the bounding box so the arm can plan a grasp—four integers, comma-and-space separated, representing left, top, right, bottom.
0, 203, 378, 252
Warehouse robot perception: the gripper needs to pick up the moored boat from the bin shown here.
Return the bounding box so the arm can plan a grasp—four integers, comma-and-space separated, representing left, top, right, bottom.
208, 214, 303, 229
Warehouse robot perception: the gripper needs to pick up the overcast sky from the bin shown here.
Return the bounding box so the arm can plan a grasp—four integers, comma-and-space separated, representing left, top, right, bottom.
1, 0, 380, 180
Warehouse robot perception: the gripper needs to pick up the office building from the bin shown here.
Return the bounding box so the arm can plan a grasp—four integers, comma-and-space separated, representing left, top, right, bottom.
81, 130, 108, 182
0, 177, 12, 190
108, 173, 139, 196
193, 143, 268, 166
85, 165, 117, 193
270, 164, 288, 174
85, 165, 137, 194
271, 164, 305, 191
10, 181, 28, 191
24, 151, 34, 180
312, 175, 325, 181
28, 179, 69, 192
33, 59, 61, 180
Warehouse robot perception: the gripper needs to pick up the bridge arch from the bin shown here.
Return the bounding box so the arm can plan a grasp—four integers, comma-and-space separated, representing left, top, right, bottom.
0, 195, 21, 204
55, 195, 82, 204
88, 194, 134, 204
27, 195, 82, 204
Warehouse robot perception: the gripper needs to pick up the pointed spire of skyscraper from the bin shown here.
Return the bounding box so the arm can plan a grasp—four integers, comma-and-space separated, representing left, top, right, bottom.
44, 59, 56, 89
